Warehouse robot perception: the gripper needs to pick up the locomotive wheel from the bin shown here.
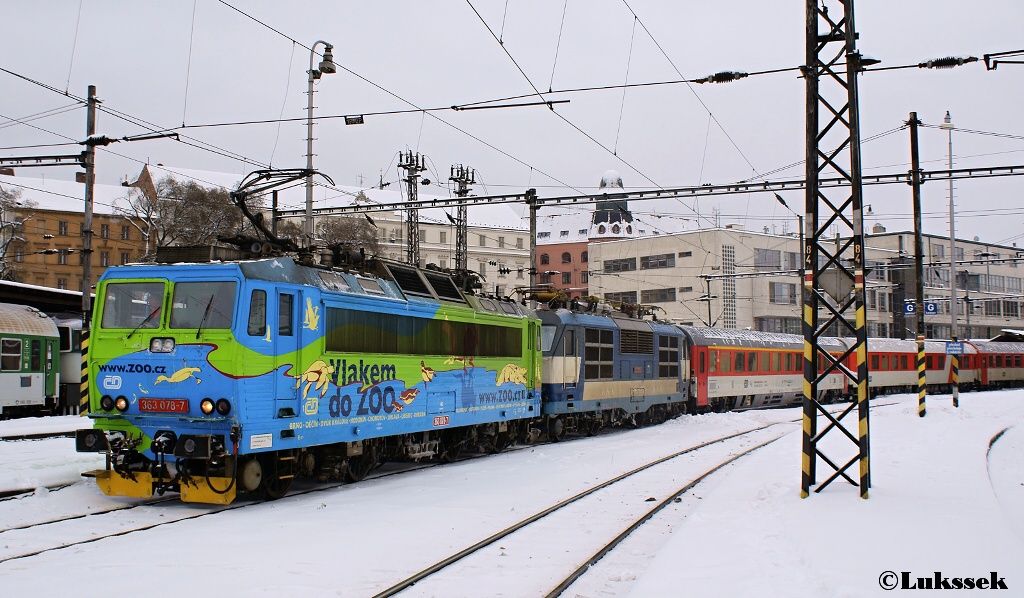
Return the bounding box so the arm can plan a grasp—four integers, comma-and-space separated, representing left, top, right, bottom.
548, 417, 565, 442
439, 430, 464, 463
258, 452, 294, 500
345, 443, 378, 482
490, 431, 514, 454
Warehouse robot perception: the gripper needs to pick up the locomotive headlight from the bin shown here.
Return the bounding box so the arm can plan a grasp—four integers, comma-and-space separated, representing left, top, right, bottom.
183, 438, 197, 454
149, 338, 175, 353
215, 398, 231, 415
200, 398, 215, 415
100, 395, 114, 411
114, 396, 129, 412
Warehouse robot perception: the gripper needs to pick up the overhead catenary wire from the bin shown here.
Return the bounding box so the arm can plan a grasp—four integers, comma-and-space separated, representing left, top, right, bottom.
464, 0, 661, 189
213, 0, 582, 194
64, 0, 84, 94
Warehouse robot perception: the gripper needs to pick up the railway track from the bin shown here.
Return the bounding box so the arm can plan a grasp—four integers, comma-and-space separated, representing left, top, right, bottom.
0, 431, 76, 442
371, 425, 787, 597
0, 399, 903, 568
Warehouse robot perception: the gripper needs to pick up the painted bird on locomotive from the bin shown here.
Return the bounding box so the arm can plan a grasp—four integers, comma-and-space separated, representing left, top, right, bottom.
76, 257, 540, 503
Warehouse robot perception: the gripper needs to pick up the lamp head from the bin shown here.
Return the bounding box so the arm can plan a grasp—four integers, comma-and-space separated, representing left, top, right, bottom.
319, 45, 337, 75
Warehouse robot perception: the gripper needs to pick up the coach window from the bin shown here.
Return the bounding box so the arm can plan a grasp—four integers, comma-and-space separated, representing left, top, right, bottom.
279, 293, 294, 336
699, 351, 706, 374
734, 351, 744, 372
1, 339, 21, 371
30, 340, 41, 371
709, 350, 718, 373
248, 290, 267, 336
770, 352, 780, 372
759, 352, 768, 372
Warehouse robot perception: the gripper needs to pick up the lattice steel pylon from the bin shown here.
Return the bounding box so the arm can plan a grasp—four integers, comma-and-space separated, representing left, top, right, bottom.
801, 0, 871, 499
449, 164, 476, 273
398, 151, 427, 266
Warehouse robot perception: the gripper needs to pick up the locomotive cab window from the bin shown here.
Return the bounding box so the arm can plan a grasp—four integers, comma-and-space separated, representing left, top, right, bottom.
563, 329, 577, 356
170, 282, 237, 329
248, 289, 267, 336
58, 326, 71, 352
279, 293, 294, 336
1, 338, 21, 371
101, 282, 165, 329
541, 326, 557, 352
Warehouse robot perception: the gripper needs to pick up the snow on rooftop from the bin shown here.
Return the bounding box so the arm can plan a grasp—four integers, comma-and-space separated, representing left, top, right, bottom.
0, 174, 129, 215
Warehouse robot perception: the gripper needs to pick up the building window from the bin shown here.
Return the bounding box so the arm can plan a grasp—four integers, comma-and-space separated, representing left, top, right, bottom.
604, 258, 636, 273
517, 266, 524, 280
57, 249, 69, 265
612, 224, 621, 234
755, 248, 781, 270
100, 223, 110, 239
641, 288, 676, 303
582, 251, 588, 262
581, 271, 589, 284
498, 236, 505, 248
769, 282, 798, 304
478, 235, 486, 246
537, 232, 550, 239
785, 251, 801, 270
641, 253, 675, 269
561, 272, 571, 285
121, 225, 130, 240
560, 230, 569, 238
56, 278, 67, 290
478, 261, 487, 276
680, 286, 693, 293
540, 273, 552, 284
561, 252, 572, 264
540, 253, 549, 265
598, 225, 606, 234
58, 221, 68, 236
516, 238, 524, 249
14, 251, 23, 263
679, 251, 692, 258
100, 251, 110, 267
604, 291, 637, 304
578, 229, 587, 235
419, 229, 427, 242
121, 251, 130, 264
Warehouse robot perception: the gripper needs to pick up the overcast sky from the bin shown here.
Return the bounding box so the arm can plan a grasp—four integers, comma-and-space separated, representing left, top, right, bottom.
1, 1, 1022, 244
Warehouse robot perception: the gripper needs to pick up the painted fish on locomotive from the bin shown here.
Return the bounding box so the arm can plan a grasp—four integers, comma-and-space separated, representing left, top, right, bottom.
537, 308, 687, 437
76, 257, 540, 503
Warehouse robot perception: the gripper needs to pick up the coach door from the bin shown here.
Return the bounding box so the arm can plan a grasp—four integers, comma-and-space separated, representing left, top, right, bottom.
275, 291, 301, 418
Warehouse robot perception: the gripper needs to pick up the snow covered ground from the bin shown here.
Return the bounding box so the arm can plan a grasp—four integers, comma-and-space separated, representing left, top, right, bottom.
0, 391, 1020, 597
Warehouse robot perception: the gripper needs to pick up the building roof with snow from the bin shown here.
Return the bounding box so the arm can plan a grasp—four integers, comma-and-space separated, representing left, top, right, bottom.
0, 173, 131, 215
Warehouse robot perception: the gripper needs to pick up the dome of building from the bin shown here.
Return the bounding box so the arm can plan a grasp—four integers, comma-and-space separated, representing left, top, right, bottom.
599, 170, 624, 190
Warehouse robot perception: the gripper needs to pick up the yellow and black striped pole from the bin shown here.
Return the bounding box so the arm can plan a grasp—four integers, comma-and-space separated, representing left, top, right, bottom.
916, 335, 927, 418
856, 284, 870, 498
800, 270, 815, 498
79, 328, 90, 416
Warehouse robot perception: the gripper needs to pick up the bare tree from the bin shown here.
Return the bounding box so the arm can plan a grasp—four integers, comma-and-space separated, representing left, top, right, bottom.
0, 186, 34, 280
317, 215, 380, 254
117, 177, 264, 256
